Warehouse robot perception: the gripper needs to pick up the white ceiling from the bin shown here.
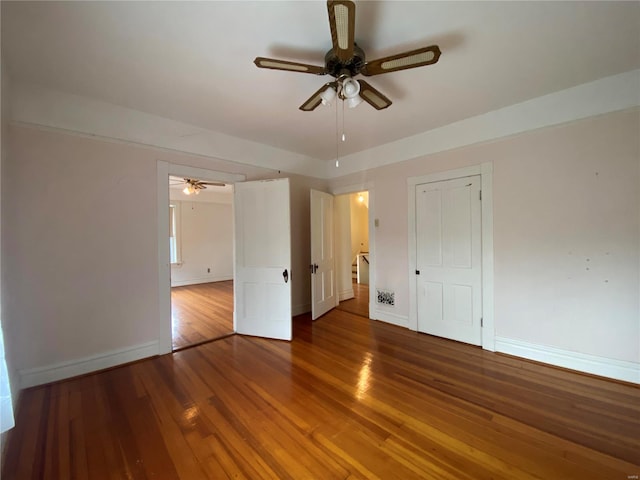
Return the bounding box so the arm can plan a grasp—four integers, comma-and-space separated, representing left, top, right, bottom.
3, 1, 639, 167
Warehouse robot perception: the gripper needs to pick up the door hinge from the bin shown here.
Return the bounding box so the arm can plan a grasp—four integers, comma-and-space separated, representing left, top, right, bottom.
480, 317, 483, 327
479, 190, 482, 201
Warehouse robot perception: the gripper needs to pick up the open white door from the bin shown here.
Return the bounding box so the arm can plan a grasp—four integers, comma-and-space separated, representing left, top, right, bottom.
234, 179, 292, 340
310, 189, 337, 320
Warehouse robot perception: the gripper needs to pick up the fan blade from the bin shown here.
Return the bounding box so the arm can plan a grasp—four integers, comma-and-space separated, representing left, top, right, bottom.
299, 83, 335, 111
327, 0, 355, 62
254, 57, 326, 75
357, 80, 392, 110
200, 181, 226, 187
362, 45, 441, 76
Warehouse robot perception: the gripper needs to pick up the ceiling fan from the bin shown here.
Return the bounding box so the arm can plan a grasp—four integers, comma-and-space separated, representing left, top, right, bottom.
170, 177, 226, 195
254, 0, 441, 111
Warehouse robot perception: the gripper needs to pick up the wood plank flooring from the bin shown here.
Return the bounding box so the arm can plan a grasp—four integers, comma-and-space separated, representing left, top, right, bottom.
336, 282, 369, 318
171, 281, 234, 350
3, 310, 639, 479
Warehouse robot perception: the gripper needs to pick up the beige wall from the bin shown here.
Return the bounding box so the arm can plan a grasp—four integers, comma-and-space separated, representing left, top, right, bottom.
169, 200, 234, 286
3, 125, 327, 380
330, 109, 640, 365
3, 109, 638, 384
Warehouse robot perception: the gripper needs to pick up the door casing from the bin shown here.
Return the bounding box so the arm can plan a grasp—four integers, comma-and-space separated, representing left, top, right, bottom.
156, 161, 245, 354
408, 163, 495, 351
330, 182, 376, 320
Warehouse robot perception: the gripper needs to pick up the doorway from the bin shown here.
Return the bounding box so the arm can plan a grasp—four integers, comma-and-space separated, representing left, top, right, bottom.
157, 164, 293, 354
157, 163, 245, 355
407, 162, 496, 351
335, 191, 371, 318
168, 176, 235, 350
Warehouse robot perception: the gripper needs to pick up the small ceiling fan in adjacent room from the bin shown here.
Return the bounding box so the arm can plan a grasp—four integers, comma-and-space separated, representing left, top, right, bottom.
254, 0, 441, 111
169, 177, 226, 196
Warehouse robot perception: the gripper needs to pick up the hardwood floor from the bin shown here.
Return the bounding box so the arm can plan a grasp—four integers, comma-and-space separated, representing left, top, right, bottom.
336, 282, 369, 318
171, 281, 234, 350
3, 310, 639, 479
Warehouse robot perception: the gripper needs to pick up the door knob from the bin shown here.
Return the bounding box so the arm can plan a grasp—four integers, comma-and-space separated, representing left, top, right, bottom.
283, 269, 289, 283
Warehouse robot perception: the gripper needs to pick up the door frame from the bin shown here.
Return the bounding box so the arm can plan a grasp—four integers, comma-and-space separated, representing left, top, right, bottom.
407, 163, 495, 351
156, 161, 245, 354
330, 182, 376, 319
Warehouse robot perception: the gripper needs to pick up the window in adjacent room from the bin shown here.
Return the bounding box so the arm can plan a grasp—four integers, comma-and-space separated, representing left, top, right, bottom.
169, 202, 181, 264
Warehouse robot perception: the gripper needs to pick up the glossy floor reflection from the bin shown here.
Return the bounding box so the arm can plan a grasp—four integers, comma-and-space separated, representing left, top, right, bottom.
4, 309, 638, 479
336, 282, 369, 318
171, 280, 234, 350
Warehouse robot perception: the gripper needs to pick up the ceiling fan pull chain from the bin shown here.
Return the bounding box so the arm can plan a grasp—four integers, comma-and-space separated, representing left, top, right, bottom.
335, 97, 340, 167
342, 98, 346, 142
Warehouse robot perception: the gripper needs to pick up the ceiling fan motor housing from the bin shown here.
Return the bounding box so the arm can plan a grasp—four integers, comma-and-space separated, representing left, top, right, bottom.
325, 44, 365, 78
253, 1, 441, 111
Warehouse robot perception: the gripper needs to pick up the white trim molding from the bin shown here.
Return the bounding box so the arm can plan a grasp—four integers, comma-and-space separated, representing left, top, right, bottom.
407, 163, 495, 351
372, 310, 409, 329
324, 70, 640, 178
9, 71, 639, 180
338, 288, 355, 302
171, 275, 233, 287
495, 337, 640, 384
19, 341, 159, 389
330, 181, 377, 321
11, 83, 325, 178
292, 303, 311, 317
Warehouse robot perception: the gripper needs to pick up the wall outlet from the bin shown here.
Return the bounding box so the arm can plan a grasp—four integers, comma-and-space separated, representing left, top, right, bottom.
376, 289, 395, 306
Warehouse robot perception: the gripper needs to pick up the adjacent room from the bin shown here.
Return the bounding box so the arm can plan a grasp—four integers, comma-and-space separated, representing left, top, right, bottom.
335, 191, 370, 318
168, 176, 235, 350
1, 1, 638, 478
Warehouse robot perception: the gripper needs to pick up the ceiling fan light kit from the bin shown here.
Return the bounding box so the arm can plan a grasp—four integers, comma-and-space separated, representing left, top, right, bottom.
253, 0, 442, 112
183, 185, 200, 196
254, 0, 442, 168
341, 77, 360, 98
320, 84, 337, 106
172, 178, 226, 195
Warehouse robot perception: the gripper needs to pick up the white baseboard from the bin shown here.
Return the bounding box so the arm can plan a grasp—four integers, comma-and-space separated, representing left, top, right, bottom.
338, 288, 354, 302
372, 309, 409, 328
494, 337, 639, 384
292, 303, 311, 317
19, 341, 159, 388
171, 275, 233, 287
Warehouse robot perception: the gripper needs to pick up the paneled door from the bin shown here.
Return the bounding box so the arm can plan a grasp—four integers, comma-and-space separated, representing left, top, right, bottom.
234, 179, 292, 340
416, 176, 482, 345
310, 189, 337, 320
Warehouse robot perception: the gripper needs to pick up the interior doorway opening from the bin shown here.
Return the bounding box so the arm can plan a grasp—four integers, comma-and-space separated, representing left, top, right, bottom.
168, 175, 235, 351
335, 191, 370, 318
